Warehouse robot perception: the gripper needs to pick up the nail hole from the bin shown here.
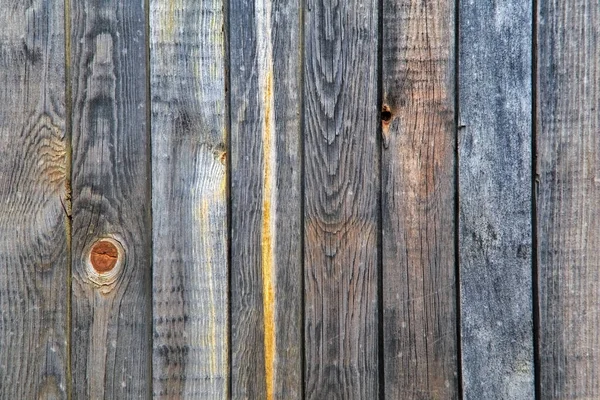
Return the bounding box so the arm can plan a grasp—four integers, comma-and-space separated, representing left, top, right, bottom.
90, 240, 119, 273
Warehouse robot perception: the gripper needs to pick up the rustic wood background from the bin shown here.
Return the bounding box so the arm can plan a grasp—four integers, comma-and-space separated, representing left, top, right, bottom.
0, 0, 597, 399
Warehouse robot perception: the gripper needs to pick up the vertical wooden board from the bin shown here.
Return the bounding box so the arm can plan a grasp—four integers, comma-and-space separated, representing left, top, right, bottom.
458, 1, 534, 399
538, 1, 600, 397
69, 0, 151, 398
0, 1, 68, 398
268, 0, 303, 397
150, 0, 228, 398
381, 0, 458, 398
303, 0, 379, 398
229, 0, 303, 397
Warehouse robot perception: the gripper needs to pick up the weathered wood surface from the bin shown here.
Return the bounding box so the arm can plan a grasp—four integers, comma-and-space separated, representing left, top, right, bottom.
229, 0, 303, 397
458, 1, 534, 399
303, 0, 380, 398
150, 0, 229, 398
381, 0, 458, 398
538, 1, 600, 397
69, 0, 151, 398
4, 2, 600, 399
0, 1, 68, 398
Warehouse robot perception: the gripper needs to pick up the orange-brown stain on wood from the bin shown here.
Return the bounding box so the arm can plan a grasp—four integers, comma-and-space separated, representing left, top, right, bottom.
261, 67, 276, 400
34, 114, 67, 186
90, 240, 119, 273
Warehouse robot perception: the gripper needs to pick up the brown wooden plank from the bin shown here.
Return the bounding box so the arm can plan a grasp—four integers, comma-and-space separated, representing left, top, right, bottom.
69, 0, 151, 398
303, 0, 380, 398
0, 1, 68, 398
537, 0, 600, 397
458, 1, 534, 399
229, 0, 303, 397
381, 0, 458, 398
150, 0, 229, 398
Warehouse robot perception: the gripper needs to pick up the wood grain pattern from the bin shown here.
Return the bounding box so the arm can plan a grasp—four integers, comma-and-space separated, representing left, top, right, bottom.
69, 0, 151, 398
537, 1, 600, 397
150, 0, 229, 398
229, 0, 303, 397
381, 0, 458, 398
458, 1, 534, 399
303, 0, 380, 398
4, 3, 600, 398
0, 1, 68, 398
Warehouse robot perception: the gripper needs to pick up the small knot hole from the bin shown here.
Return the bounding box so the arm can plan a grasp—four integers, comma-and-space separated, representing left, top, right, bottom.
382, 105, 392, 122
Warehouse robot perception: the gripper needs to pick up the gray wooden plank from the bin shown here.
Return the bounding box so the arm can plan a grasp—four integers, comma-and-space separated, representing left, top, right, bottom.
150, 0, 229, 398
303, 0, 380, 397
0, 1, 68, 398
69, 0, 151, 398
381, 0, 458, 398
458, 1, 534, 399
267, 0, 303, 396
537, 1, 600, 397
229, 0, 303, 397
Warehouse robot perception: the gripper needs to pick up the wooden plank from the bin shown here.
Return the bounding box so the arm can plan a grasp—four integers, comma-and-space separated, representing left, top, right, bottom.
458, 1, 534, 399
303, 0, 380, 398
150, 0, 228, 398
537, 1, 600, 397
381, 0, 458, 398
229, 0, 303, 397
0, 2, 68, 398
69, 0, 151, 398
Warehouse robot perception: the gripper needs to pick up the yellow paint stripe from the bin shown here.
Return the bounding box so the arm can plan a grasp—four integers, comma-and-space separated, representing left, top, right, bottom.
261, 69, 276, 400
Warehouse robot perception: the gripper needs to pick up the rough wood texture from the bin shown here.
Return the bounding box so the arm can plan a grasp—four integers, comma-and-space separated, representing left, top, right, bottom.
229, 0, 303, 397
0, 1, 68, 398
538, 1, 600, 397
458, 1, 534, 399
150, 0, 229, 398
69, 0, 151, 398
381, 0, 458, 398
303, 0, 379, 398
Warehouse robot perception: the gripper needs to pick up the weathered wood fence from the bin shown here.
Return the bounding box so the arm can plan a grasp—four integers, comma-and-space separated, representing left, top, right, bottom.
0, 0, 597, 398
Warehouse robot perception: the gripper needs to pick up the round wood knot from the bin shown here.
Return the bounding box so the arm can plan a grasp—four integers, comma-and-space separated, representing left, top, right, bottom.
85, 237, 125, 290
90, 240, 119, 273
